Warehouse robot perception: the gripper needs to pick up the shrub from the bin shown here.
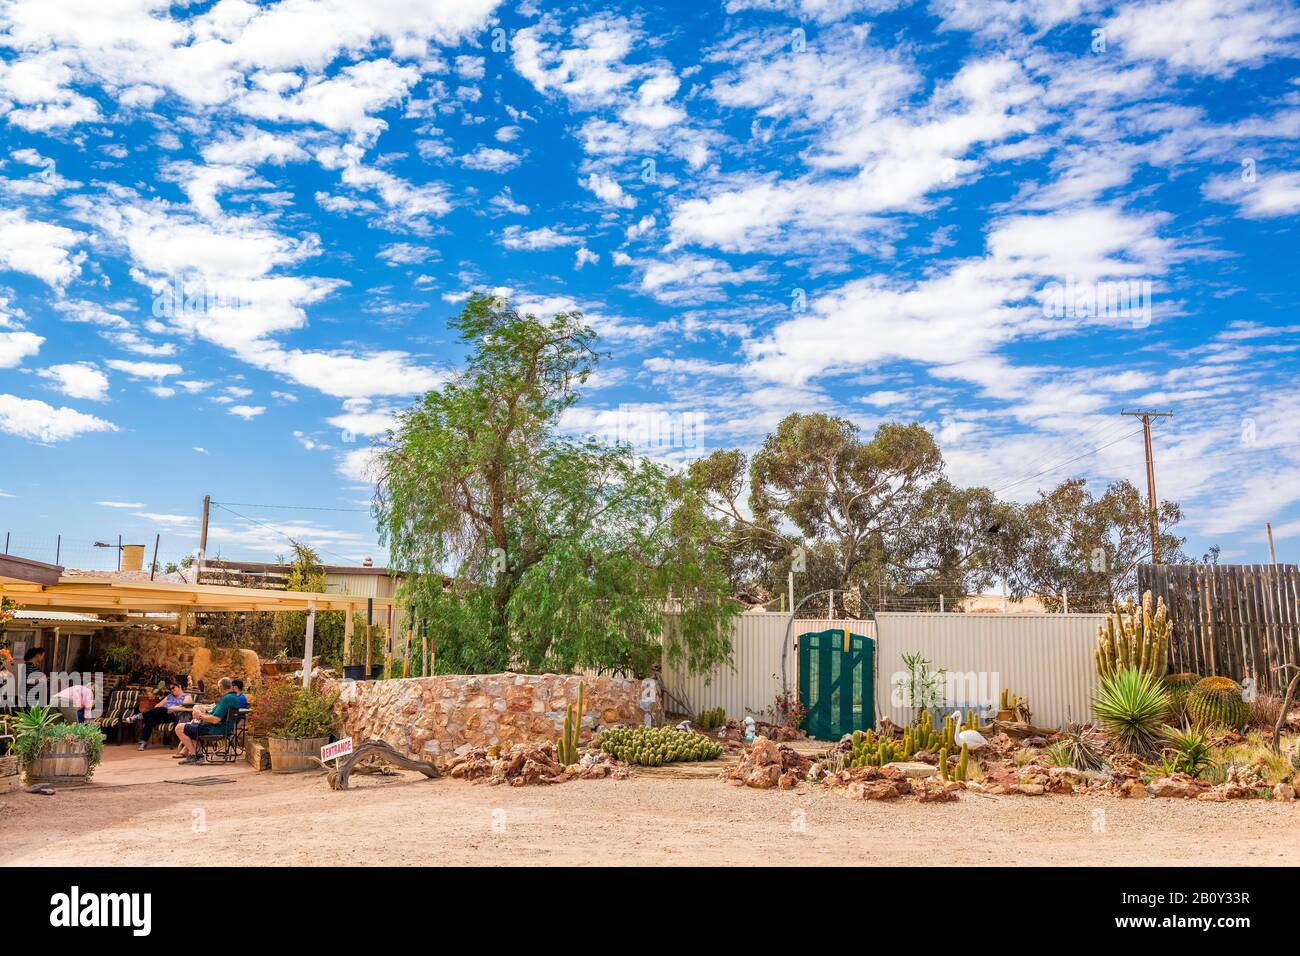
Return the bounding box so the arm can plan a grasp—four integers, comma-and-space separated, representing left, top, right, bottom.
1158, 724, 1215, 778
1093, 667, 1169, 755
247, 680, 299, 737
12, 708, 105, 774
1247, 692, 1284, 730
1186, 676, 1248, 731
277, 685, 339, 739
1048, 721, 1109, 771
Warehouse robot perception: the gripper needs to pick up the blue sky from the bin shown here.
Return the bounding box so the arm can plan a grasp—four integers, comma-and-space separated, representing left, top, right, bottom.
1, 0, 1299, 571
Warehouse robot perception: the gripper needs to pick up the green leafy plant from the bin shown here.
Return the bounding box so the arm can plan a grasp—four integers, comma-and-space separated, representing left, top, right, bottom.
599, 726, 722, 766
1157, 724, 1215, 778
11, 708, 105, 773
1186, 676, 1249, 731
273, 685, 339, 739
103, 643, 135, 675
1093, 667, 1170, 755
1047, 722, 1109, 771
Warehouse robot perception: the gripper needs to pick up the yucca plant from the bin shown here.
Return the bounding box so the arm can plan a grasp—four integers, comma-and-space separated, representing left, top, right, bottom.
1158, 724, 1215, 778
1093, 667, 1169, 756
1048, 721, 1109, 771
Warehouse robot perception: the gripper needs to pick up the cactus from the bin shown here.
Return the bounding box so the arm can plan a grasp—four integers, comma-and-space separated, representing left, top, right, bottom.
939, 746, 950, 781
556, 681, 584, 766
953, 743, 970, 782
696, 706, 727, 730
1163, 672, 1200, 722
1095, 590, 1171, 681
1186, 676, 1248, 730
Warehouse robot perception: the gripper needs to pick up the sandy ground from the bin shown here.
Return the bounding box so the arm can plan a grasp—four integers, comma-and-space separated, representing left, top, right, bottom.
2, 748, 1297, 866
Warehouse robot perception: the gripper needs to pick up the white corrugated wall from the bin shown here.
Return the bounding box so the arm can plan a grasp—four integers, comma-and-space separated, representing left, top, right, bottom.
658, 611, 1104, 730
873, 612, 1105, 728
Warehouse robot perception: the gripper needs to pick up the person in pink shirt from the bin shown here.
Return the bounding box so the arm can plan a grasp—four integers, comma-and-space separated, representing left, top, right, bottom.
50, 683, 97, 722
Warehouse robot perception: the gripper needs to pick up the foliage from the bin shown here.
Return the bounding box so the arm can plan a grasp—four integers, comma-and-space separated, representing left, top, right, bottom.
599, 726, 723, 766
248, 680, 303, 737
103, 643, 135, 674
769, 685, 807, 728
1095, 591, 1171, 681
894, 651, 947, 718
1186, 676, 1249, 730
1002, 478, 1187, 611
1092, 667, 1170, 755
696, 706, 726, 731
375, 294, 738, 677
274, 685, 339, 739
11, 708, 105, 773
1048, 722, 1109, 771
689, 415, 1017, 611
1158, 724, 1215, 778
1247, 692, 1283, 730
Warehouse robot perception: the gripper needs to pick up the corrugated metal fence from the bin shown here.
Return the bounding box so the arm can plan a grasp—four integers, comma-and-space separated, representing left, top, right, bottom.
659, 611, 1105, 730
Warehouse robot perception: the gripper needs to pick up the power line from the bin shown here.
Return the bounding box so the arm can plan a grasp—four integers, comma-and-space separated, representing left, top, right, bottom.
209, 502, 369, 566
992, 427, 1145, 497
212, 500, 371, 514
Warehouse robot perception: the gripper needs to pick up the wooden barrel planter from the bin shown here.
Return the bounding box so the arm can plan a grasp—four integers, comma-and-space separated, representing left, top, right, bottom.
267, 735, 327, 773
22, 738, 91, 785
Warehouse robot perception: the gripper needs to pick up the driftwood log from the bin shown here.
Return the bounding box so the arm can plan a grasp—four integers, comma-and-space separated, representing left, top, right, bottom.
989, 719, 1059, 740
1272, 664, 1300, 756
326, 740, 441, 791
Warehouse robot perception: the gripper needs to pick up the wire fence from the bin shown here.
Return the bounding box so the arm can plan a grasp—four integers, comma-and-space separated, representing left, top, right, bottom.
1, 532, 197, 574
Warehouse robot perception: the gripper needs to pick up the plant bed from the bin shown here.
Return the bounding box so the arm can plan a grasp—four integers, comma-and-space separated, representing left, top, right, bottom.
268, 734, 328, 773
12, 708, 105, 786
261, 682, 339, 773
0, 753, 18, 794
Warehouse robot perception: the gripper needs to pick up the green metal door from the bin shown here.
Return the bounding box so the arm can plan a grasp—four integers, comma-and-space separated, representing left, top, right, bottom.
798, 628, 873, 740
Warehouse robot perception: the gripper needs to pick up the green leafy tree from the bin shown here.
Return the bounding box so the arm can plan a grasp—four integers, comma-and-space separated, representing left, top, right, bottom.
374, 293, 737, 676
1002, 477, 1187, 611
690, 414, 1011, 611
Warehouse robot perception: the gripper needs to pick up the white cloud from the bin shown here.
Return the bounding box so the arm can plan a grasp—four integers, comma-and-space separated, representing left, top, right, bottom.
0, 330, 42, 367
581, 172, 635, 208
1105, 0, 1300, 77
106, 359, 183, 380
0, 209, 84, 287
98, 500, 143, 509
501, 224, 582, 250
39, 362, 109, 401
575, 246, 600, 269
460, 146, 523, 172
0, 393, 117, 442
227, 404, 265, 420
1204, 168, 1300, 218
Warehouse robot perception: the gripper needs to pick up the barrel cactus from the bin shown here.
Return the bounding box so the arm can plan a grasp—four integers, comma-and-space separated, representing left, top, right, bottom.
1095, 590, 1171, 681
1185, 676, 1248, 731
1163, 672, 1200, 723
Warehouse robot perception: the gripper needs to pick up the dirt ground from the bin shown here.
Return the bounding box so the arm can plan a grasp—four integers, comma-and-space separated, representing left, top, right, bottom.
2, 762, 1297, 866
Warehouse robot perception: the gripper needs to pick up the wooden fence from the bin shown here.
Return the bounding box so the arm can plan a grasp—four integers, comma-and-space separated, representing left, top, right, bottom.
1138, 563, 1300, 695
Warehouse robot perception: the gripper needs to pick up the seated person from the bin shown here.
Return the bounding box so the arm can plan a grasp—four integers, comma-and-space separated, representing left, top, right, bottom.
125, 681, 193, 750
175, 678, 240, 764
23, 647, 48, 706
231, 678, 249, 708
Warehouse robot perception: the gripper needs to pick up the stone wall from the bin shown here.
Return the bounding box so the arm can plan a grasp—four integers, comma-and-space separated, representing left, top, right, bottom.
105, 627, 261, 689
328, 673, 660, 762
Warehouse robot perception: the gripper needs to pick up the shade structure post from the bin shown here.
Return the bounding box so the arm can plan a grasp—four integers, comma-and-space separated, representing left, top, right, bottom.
302, 600, 316, 688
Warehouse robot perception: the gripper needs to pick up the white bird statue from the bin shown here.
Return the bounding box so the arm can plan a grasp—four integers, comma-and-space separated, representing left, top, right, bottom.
951, 710, 988, 750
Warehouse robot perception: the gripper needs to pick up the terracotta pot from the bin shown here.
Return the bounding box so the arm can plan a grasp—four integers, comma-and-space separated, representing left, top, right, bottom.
137, 695, 160, 714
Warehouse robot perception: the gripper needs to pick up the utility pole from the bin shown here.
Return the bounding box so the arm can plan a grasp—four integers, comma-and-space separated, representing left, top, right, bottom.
1267, 522, 1278, 564
1121, 409, 1173, 562
196, 494, 211, 580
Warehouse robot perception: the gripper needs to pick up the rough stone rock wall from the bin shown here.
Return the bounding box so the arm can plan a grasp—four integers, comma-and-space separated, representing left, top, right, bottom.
105, 628, 260, 689
328, 673, 659, 761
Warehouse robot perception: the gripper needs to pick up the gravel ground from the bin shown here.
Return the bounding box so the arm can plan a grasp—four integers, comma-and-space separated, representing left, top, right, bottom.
2, 769, 1297, 866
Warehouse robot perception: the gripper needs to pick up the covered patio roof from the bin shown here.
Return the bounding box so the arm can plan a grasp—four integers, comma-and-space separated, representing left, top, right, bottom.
0, 573, 398, 615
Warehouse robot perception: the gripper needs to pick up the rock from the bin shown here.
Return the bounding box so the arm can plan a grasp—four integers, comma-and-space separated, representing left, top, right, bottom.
744, 764, 783, 789
1122, 778, 1149, 798
1082, 769, 1114, 785
1023, 736, 1048, 748
1196, 790, 1227, 802
846, 780, 903, 800
1048, 766, 1086, 783
778, 770, 799, 790
748, 736, 782, 767
1148, 775, 1202, 799
1016, 783, 1046, 796
1272, 783, 1295, 802
887, 761, 940, 779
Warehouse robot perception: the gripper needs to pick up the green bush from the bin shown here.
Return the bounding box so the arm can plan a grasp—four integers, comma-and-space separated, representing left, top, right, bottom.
1158, 724, 1215, 777
1093, 667, 1169, 755
274, 685, 339, 739
12, 707, 105, 774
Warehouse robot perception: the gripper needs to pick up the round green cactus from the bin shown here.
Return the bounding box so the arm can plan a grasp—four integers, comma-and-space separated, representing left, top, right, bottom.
1185, 676, 1248, 730
1163, 672, 1201, 722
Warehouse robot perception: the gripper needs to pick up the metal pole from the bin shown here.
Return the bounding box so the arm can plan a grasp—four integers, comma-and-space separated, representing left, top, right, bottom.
55, 534, 61, 565
302, 601, 316, 688
149, 533, 160, 580
196, 495, 210, 579
117, 534, 121, 571
1267, 522, 1278, 564
1063, 588, 1069, 614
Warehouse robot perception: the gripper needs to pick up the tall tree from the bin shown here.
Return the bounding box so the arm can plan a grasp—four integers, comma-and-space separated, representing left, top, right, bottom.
1002, 477, 1187, 611
691, 413, 1009, 610
374, 294, 736, 676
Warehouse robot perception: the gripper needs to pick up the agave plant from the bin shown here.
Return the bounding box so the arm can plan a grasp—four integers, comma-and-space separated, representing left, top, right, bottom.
1093, 667, 1169, 756
1158, 724, 1215, 778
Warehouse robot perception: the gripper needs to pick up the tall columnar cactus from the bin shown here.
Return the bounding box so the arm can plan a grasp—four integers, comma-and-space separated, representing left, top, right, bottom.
1186, 676, 1248, 730
938, 746, 950, 781
556, 681, 584, 766
1095, 590, 1171, 681
956, 743, 970, 782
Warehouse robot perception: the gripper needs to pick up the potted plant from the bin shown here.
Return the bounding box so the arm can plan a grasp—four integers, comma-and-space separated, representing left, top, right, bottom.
266, 684, 339, 773
13, 706, 106, 786
137, 679, 167, 714
0, 713, 18, 794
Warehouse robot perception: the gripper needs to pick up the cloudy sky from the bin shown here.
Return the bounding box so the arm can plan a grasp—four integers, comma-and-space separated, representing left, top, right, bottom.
0, 0, 1298, 569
